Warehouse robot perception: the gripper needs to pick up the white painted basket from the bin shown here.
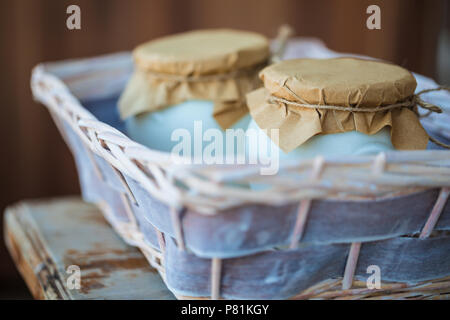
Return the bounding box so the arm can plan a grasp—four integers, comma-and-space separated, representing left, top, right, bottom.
31, 39, 450, 299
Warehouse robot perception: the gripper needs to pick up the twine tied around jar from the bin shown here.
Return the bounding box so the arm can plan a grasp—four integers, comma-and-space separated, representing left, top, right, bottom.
268, 86, 450, 149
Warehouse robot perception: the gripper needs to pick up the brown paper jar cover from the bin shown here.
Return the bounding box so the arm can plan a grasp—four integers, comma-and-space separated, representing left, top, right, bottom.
119, 29, 270, 129
246, 58, 429, 153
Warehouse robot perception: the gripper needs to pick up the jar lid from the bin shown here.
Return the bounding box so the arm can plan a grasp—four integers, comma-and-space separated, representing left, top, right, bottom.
260, 58, 417, 108
134, 29, 270, 76
246, 58, 429, 153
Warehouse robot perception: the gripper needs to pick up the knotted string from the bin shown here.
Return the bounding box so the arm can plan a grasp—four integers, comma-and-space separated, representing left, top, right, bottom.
268, 86, 450, 149
269, 86, 448, 114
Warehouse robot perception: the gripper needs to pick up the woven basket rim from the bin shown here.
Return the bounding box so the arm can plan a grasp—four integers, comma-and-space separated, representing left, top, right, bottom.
30, 48, 450, 300
30, 53, 450, 214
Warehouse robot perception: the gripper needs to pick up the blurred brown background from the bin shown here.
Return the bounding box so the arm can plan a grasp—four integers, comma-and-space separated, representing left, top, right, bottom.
0, 0, 448, 298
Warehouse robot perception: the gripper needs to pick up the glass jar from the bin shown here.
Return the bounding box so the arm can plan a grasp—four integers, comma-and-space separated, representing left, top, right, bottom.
119, 29, 269, 160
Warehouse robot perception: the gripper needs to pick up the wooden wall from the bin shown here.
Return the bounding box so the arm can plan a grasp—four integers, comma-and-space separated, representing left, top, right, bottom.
0, 0, 447, 295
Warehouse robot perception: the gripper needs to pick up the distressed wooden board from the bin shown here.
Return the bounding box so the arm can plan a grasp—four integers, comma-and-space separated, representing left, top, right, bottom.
3, 197, 174, 300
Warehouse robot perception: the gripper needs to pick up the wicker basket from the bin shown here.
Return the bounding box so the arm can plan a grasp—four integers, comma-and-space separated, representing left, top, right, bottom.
31, 39, 450, 300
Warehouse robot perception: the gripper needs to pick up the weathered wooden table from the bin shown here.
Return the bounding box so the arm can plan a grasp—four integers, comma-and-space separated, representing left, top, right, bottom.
4, 197, 174, 299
